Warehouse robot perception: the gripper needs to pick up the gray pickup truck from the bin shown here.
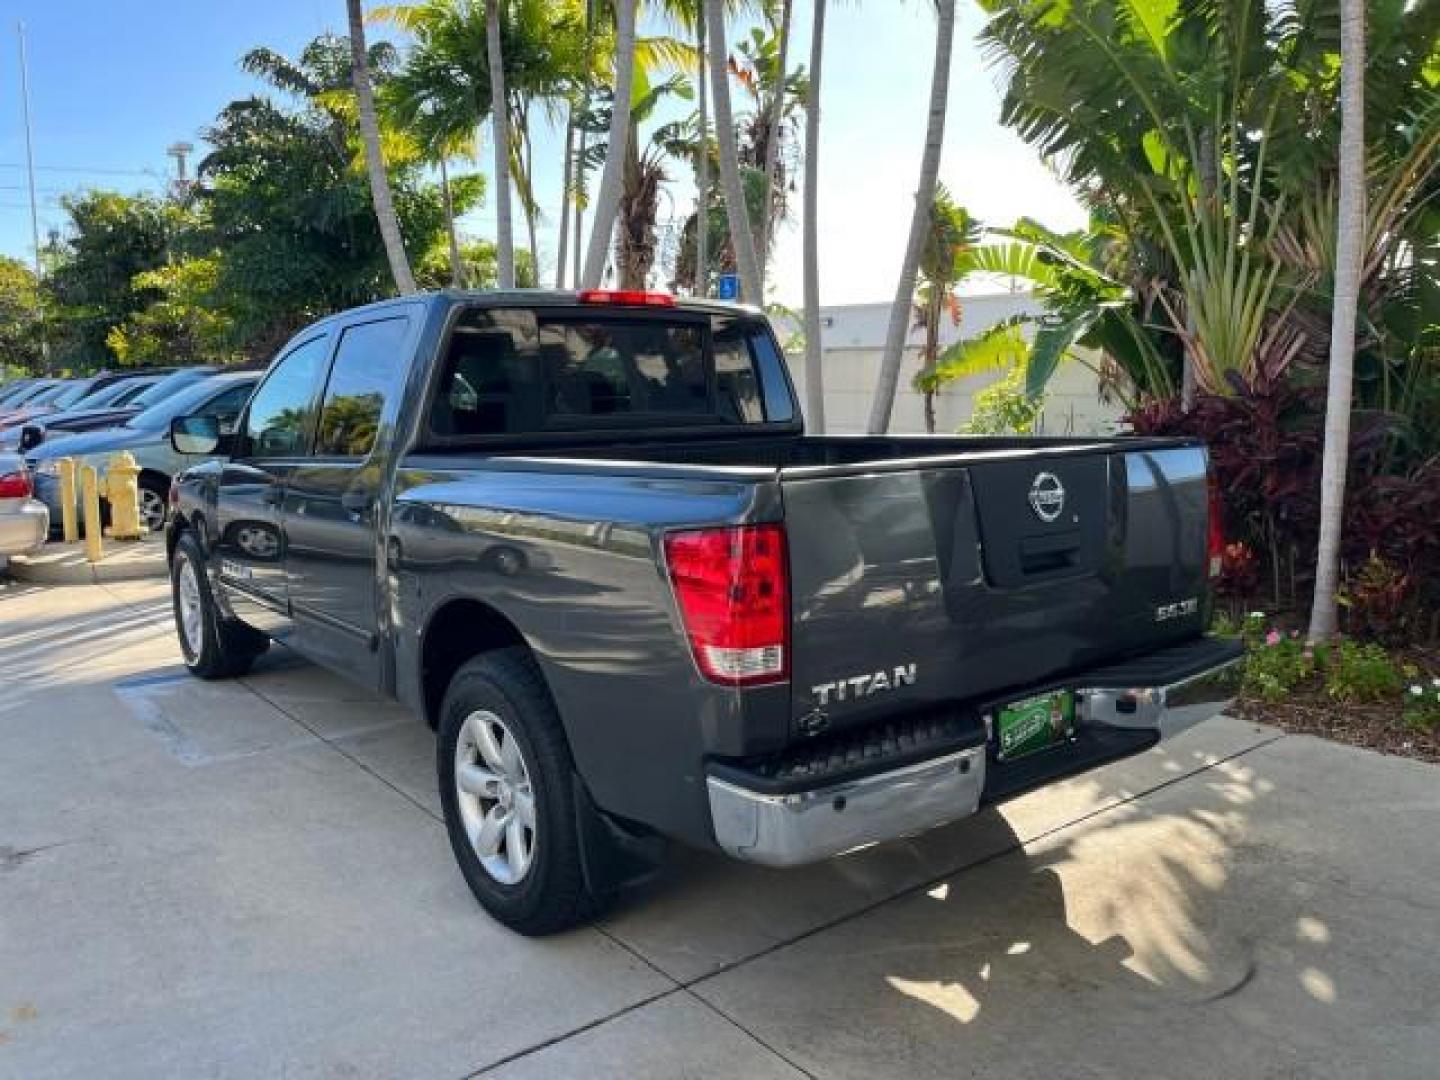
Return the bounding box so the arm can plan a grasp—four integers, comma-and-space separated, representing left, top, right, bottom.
165, 290, 1242, 934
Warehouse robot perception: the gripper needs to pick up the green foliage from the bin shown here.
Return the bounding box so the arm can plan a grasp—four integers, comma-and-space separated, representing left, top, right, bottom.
42, 192, 189, 370
0, 257, 43, 373
106, 256, 240, 367
960, 367, 1047, 435
198, 33, 474, 357
978, 0, 1439, 399
1239, 616, 1317, 703
1323, 641, 1404, 705
1403, 678, 1440, 732
925, 217, 1173, 403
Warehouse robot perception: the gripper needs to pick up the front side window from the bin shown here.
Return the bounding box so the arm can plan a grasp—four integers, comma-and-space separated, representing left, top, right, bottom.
315, 316, 409, 457
244, 335, 330, 457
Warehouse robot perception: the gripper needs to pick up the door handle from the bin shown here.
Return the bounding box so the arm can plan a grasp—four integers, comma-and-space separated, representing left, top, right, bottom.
261, 488, 283, 507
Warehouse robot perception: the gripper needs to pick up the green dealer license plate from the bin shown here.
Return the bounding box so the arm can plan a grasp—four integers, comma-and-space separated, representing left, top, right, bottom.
996, 690, 1075, 761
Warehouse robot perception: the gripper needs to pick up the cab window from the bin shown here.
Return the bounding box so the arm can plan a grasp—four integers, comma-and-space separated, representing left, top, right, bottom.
315, 316, 409, 457
244, 336, 330, 457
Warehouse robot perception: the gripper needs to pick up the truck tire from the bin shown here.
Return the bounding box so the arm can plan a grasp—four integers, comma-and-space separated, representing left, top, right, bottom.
438, 647, 606, 934
171, 530, 269, 679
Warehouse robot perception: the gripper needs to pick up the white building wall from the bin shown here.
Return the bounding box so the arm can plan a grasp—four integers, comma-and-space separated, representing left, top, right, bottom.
778, 293, 1124, 436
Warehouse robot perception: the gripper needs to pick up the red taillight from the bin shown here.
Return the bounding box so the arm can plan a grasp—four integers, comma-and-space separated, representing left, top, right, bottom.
0, 471, 31, 499
577, 289, 676, 308
664, 524, 789, 686
1206, 471, 1225, 580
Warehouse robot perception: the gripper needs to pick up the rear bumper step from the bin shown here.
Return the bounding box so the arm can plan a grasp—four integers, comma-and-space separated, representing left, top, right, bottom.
707, 637, 1244, 867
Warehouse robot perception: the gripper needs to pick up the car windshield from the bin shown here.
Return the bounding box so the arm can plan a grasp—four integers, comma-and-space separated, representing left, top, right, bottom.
127, 377, 249, 431
72, 379, 141, 409
129, 368, 214, 410
111, 378, 160, 406
26, 382, 73, 407
50, 381, 98, 409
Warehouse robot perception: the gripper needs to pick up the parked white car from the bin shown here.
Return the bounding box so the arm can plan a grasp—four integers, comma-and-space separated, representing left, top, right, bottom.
0, 451, 48, 558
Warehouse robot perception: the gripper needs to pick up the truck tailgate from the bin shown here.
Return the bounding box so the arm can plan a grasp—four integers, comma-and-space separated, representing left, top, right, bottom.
781, 444, 1210, 736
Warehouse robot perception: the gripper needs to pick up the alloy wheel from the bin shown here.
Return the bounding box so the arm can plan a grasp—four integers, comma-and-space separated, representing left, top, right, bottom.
453, 709, 537, 885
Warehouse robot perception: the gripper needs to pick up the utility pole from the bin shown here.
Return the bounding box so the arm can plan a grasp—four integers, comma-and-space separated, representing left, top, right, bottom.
18, 22, 41, 280
17, 22, 48, 372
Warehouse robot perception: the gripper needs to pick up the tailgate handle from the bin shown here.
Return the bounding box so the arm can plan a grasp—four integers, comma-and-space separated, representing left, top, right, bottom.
1019, 530, 1080, 575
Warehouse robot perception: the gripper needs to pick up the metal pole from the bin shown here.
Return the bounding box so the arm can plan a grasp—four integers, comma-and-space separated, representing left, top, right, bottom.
18, 23, 41, 281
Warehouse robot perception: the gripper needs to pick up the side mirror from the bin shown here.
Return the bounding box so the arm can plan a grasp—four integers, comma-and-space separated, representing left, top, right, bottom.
171, 414, 221, 455
18, 424, 43, 452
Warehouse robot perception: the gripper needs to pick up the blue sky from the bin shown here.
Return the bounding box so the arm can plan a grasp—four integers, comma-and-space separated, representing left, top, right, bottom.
0, 0, 1085, 307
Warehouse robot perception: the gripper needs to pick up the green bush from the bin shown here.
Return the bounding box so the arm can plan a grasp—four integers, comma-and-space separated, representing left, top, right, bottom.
1323, 641, 1403, 704
1401, 678, 1440, 732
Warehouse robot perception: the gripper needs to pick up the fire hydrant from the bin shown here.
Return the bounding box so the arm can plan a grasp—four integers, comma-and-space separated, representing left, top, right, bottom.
102, 451, 146, 541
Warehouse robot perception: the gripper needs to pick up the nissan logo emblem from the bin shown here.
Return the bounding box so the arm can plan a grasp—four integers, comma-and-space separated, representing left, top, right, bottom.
1029, 472, 1065, 523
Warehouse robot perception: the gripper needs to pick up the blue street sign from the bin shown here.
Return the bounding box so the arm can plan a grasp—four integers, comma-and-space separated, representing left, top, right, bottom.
717, 273, 739, 301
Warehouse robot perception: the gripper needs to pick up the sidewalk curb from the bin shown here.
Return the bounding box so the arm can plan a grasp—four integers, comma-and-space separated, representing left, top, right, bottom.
7, 537, 168, 585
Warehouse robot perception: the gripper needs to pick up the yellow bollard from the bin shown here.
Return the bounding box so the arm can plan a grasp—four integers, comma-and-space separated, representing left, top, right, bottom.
104, 451, 145, 540
57, 457, 79, 543
80, 464, 103, 564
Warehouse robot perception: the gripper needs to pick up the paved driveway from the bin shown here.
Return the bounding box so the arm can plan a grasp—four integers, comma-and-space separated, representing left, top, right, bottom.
1, 578, 1436, 1079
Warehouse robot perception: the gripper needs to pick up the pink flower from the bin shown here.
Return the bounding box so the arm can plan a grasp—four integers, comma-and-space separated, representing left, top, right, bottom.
1265, 630, 1282, 646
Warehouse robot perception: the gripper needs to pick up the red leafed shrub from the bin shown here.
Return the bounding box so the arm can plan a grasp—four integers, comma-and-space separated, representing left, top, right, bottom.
1128, 375, 1435, 640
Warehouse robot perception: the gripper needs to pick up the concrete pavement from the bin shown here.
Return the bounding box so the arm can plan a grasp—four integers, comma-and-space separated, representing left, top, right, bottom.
1, 576, 1436, 1079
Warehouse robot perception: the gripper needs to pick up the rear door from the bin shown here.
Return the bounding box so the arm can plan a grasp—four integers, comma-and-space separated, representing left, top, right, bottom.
780, 445, 1210, 736
283, 312, 414, 686
213, 336, 331, 640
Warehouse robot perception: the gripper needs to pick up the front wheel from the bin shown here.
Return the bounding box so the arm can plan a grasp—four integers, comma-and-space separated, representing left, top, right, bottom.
171, 530, 269, 679
138, 477, 169, 534
438, 648, 607, 934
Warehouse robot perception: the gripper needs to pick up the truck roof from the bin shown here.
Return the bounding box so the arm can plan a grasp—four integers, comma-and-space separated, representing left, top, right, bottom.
303, 289, 763, 330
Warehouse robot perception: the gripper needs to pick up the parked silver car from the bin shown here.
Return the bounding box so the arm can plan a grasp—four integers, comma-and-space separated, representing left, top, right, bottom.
0, 451, 48, 558
28, 373, 257, 534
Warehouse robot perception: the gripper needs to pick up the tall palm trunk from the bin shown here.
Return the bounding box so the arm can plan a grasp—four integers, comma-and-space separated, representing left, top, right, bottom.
694, 10, 709, 297
346, 0, 415, 295
555, 109, 574, 288
518, 102, 540, 279
581, 0, 637, 287
757, 0, 792, 284
486, 0, 515, 288
1307, 0, 1366, 642
439, 157, 464, 287
801, 0, 826, 431
705, 0, 762, 303
867, 0, 955, 434
921, 288, 943, 433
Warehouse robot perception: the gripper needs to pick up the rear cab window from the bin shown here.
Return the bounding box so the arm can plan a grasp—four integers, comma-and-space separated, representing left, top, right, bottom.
427, 304, 796, 441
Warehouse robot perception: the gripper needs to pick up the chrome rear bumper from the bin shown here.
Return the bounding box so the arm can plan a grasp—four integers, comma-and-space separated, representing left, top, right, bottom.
707, 647, 1243, 868
708, 744, 988, 868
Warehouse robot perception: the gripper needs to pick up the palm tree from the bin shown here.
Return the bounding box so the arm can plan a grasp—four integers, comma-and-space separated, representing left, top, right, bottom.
801, 0, 825, 430
438, 157, 465, 285
868, 0, 955, 433
581, 0, 638, 287
693, 8, 710, 296
911, 187, 978, 432
1307, 0, 1366, 642
704, 0, 763, 302
347, 0, 417, 294
757, 0, 792, 283
485, 0, 516, 287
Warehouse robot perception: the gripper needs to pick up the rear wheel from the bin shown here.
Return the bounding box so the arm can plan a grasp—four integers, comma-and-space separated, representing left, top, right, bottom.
171, 530, 268, 679
438, 647, 606, 934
